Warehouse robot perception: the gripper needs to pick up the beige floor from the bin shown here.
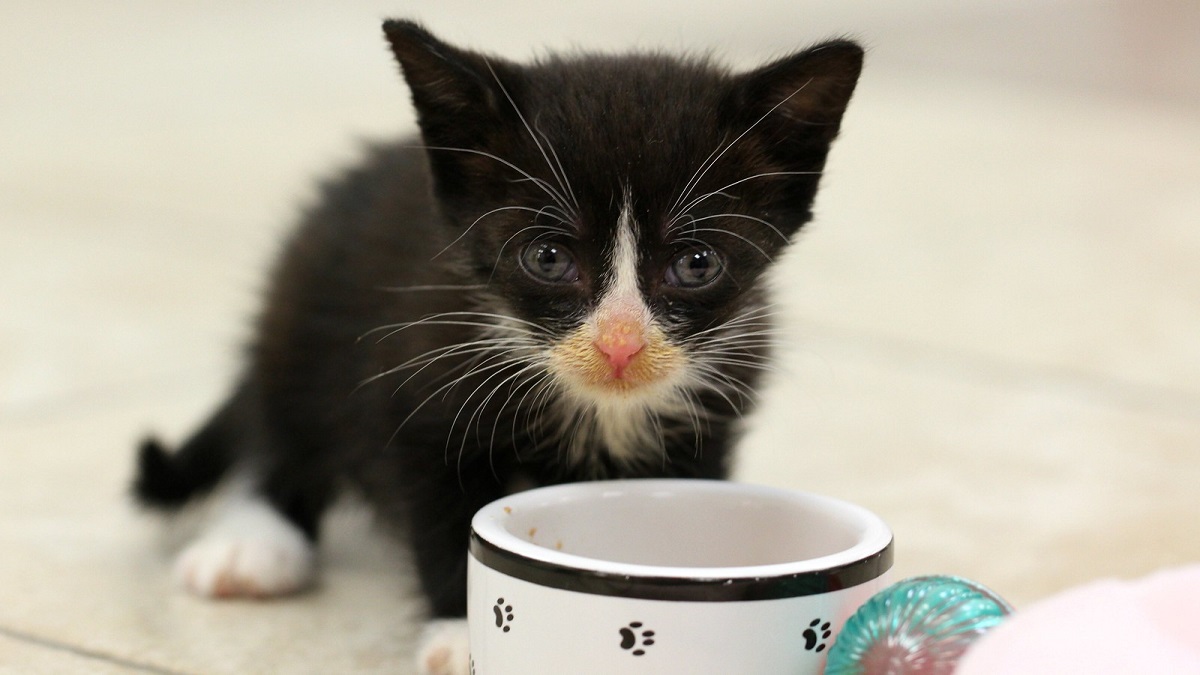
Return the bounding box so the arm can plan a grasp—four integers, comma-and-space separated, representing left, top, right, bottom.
2, 1, 1198, 672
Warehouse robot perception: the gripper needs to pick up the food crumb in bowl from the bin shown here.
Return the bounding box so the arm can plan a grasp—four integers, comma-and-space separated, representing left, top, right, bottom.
528, 527, 538, 538
556, 540, 563, 550
503, 506, 512, 514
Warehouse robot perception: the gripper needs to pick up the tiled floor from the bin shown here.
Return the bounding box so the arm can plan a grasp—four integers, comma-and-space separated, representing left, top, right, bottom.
2, 1, 1198, 672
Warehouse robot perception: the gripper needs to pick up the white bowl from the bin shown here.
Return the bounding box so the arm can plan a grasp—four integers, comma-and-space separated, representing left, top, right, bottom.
468, 479, 893, 674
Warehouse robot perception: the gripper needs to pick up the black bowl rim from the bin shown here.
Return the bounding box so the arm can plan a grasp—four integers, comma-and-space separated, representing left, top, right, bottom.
469, 533, 894, 602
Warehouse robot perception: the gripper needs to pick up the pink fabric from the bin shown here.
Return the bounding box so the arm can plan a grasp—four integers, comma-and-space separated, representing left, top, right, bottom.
958, 565, 1200, 674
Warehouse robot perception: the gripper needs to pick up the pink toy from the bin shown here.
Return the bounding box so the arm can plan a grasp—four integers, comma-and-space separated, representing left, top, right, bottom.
958, 565, 1200, 673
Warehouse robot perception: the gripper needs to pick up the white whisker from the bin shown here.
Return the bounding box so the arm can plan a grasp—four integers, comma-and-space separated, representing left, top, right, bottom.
499, 369, 555, 460
468, 363, 545, 466
670, 131, 732, 216
535, 126, 580, 214
688, 307, 779, 338
673, 212, 789, 245
484, 61, 580, 220
676, 389, 706, 458
668, 170, 822, 231
449, 359, 540, 472
361, 310, 550, 343
692, 328, 785, 346
680, 229, 772, 261
434, 205, 561, 259
667, 79, 815, 223
407, 143, 574, 218
385, 352, 535, 452
687, 368, 749, 417
693, 345, 780, 360
373, 339, 537, 395
694, 357, 783, 374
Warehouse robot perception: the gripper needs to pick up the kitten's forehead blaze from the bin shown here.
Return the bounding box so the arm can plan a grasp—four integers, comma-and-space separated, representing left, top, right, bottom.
546, 195, 685, 403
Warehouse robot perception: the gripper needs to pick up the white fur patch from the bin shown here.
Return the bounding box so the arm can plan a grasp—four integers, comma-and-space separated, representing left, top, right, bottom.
604, 196, 644, 308
416, 618, 471, 675
545, 190, 691, 468
174, 492, 315, 599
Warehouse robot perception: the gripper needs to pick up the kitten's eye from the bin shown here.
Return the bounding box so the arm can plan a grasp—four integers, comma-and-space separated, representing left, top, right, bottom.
666, 248, 723, 288
520, 242, 579, 283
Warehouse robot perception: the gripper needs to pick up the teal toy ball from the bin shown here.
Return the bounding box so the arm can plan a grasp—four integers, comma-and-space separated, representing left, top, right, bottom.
825, 575, 1013, 674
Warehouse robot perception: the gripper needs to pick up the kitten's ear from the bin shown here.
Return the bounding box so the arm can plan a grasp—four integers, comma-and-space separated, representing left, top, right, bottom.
383, 20, 518, 198
725, 40, 864, 151
720, 40, 862, 221
383, 20, 502, 125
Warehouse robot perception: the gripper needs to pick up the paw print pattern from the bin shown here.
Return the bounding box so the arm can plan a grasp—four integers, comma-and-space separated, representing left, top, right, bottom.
803, 618, 832, 653
493, 598, 514, 632
619, 621, 656, 656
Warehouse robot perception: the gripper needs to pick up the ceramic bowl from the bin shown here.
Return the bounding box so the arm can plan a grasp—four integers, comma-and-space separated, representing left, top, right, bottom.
468, 479, 894, 674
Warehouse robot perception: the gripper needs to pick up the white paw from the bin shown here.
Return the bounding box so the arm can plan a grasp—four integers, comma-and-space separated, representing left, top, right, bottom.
173, 497, 314, 599
416, 618, 471, 675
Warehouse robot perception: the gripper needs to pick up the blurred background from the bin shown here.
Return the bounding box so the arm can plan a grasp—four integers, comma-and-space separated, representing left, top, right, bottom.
2, 1, 1198, 672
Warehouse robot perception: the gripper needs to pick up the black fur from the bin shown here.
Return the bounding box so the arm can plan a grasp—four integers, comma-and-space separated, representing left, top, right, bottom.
134, 20, 862, 619
135, 394, 240, 508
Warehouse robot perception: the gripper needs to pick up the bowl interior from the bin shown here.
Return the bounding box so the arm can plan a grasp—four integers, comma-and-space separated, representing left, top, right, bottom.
476, 480, 889, 570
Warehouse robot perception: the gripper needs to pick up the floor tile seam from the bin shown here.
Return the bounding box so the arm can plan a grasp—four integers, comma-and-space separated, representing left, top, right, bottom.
0, 624, 194, 675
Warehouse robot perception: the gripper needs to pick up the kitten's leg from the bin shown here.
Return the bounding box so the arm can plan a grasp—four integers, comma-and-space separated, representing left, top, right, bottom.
409, 473, 546, 674
174, 480, 316, 598
400, 465, 501, 674
415, 619, 470, 675
407, 477, 497, 616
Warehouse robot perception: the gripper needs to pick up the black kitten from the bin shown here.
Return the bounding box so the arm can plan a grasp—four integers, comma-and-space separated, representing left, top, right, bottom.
133, 20, 861, 673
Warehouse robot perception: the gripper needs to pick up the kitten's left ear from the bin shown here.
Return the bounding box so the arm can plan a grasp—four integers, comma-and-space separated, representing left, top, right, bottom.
725, 39, 864, 150
382, 20, 506, 127
382, 20, 521, 202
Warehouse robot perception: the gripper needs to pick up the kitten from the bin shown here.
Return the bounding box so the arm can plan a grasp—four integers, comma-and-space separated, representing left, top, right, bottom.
133, 19, 862, 674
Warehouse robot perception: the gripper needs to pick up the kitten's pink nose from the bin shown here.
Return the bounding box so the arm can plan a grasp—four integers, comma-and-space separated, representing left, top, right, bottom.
594, 318, 645, 377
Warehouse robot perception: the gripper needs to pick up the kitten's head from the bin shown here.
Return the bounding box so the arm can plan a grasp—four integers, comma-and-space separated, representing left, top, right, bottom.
383, 21, 861, 462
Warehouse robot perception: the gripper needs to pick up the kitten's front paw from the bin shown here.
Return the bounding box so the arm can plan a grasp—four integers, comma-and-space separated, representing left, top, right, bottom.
174, 500, 315, 599
416, 619, 471, 675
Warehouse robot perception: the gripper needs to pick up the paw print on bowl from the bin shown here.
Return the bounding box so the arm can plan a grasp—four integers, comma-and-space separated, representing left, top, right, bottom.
619, 621, 656, 656
803, 618, 832, 653
493, 598, 514, 633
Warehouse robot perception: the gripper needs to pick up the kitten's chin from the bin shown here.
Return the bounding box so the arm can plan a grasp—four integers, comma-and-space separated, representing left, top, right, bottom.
555, 367, 685, 407
568, 375, 678, 404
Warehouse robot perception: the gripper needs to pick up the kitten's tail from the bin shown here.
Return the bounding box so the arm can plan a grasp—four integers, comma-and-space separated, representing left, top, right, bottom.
133, 397, 239, 509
